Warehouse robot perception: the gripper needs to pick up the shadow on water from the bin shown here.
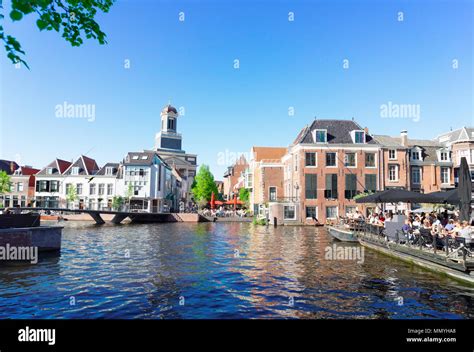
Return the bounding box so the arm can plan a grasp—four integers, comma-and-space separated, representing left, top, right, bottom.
0, 221, 472, 319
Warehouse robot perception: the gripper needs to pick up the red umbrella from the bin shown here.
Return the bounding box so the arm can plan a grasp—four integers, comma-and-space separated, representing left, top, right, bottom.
215, 200, 224, 206
210, 192, 215, 209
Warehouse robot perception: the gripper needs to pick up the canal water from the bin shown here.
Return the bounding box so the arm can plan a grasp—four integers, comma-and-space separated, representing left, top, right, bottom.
0, 222, 473, 319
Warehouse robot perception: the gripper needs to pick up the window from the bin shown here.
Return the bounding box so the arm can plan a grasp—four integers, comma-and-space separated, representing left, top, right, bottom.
365, 153, 376, 167
306, 206, 317, 219
284, 206, 296, 220
441, 167, 450, 184
326, 152, 336, 167
17, 182, 24, 192
388, 150, 396, 160
324, 174, 338, 199
411, 150, 421, 161
46, 167, 53, 175
141, 156, 148, 160
365, 174, 377, 192
71, 167, 79, 175
105, 167, 114, 176
305, 174, 317, 199
345, 174, 357, 199
440, 151, 449, 161
353, 131, 365, 144
314, 129, 327, 143
90, 184, 96, 195
294, 155, 298, 171
107, 184, 113, 195
76, 184, 83, 195
346, 206, 357, 216
326, 206, 338, 219
412, 167, 421, 184
388, 165, 398, 181
132, 155, 139, 160
305, 152, 316, 166
345, 153, 356, 167
50, 181, 59, 192
269, 187, 277, 201
98, 184, 105, 195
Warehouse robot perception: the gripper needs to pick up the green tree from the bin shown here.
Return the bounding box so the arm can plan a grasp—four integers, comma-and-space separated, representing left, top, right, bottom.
1, 0, 115, 68
0, 171, 12, 207
112, 196, 123, 211
191, 165, 218, 204
239, 188, 250, 204
66, 184, 77, 207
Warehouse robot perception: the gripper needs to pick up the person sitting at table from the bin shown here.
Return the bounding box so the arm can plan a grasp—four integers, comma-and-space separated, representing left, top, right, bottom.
378, 212, 385, 223
369, 212, 378, 224
412, 216, 421, 229
444, 219, 456, 237
458, 221, 472, 240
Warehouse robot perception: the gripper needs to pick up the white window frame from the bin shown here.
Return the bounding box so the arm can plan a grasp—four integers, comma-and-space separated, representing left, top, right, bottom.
268, 186, 277, 202
365, 152, 377, 168
388, 164, 399, 182
441, 167, 450, 184
344, 152, 357, 168
388, 149, 397, 160
351, 130, 366, 144
326, 206, 338, 219
326, 152, 338, 168
71, 167, 79, 175
313, 129, 328, 143
411, 167, 421, 184
305, 152, 317, 167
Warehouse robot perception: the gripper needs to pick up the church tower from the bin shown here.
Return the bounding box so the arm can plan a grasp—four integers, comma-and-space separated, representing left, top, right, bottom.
155, 104, 183, 151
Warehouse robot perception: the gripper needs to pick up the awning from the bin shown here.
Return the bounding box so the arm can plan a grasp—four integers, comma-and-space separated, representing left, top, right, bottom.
355, 189, 438, 204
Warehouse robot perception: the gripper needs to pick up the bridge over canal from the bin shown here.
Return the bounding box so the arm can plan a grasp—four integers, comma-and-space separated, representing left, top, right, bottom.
0, 207, 208, 225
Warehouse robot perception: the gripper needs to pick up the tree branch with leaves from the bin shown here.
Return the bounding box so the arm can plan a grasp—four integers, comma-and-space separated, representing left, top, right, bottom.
1, 0, 115, 68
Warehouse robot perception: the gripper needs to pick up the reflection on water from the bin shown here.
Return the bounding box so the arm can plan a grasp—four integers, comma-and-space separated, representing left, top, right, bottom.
0, 222, 472, 319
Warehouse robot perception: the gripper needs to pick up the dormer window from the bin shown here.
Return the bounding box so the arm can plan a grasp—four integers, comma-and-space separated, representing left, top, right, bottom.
46, 167, 53, 175
132, 155, 139, 160
141, 155, 148, 160
314, 129, 327, 143
439, 150, 450, 162
411, 148, 422, 161
350, 130, 366, 144
71, 167, 79, 175
105, 167, 114, 176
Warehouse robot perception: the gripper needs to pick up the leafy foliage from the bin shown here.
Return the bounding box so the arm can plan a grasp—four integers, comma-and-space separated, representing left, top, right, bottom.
191, 165, 218, 203
66, 184, 77, 203
239, 188, 249, 203
0, 171, 12, 194
1, 0, 115, 68
112, 196, 123, 210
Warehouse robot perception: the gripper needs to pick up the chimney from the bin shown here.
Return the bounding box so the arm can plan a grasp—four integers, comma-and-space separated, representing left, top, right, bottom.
364, 127, 369, 135
10, 161, 15, 174
400, 130, 408, 147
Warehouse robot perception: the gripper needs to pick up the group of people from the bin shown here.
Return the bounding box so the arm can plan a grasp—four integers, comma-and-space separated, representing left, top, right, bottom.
402, 212, 473, 243
201, 206, 247, 218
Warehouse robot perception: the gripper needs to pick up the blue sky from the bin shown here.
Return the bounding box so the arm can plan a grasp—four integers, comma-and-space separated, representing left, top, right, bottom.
1, 0, 472, 178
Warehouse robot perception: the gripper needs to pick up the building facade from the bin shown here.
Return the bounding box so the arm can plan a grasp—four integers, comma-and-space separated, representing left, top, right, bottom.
277, 119, 381, 224
247, 146, 287, 217
223, 155, 248, 201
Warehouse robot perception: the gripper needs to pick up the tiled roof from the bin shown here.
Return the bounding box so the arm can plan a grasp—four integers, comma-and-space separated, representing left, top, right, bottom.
373, 135, 442, 148
124, 151, 168, 167
63, 155, 99, 176
295, 119, 377, 145
437, 127, 474, 144
252, 146, 287, 162
16, 166, 40, 176
95, 163, 120, 176
37, 159, 72, 175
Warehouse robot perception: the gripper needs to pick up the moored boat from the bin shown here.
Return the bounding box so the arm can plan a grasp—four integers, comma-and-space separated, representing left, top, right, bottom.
326, 225, 359, 242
